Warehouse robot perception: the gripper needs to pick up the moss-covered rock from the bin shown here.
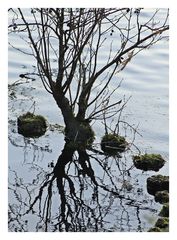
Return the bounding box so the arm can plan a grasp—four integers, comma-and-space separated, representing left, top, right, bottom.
147, 175, 169, 195
65, 121, 95, 150
17, 112, 47, 138
148, 227, 162, 232
101, 133, 127, 155
155, 217, 169, 230
77, 122, 95, 147
159, 203, 169, 217
133, 154, 165, 171
155, 190, 169, 204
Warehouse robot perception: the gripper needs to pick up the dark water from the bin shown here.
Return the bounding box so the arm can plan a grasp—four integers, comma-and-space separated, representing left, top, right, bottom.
8, 9, 168, 232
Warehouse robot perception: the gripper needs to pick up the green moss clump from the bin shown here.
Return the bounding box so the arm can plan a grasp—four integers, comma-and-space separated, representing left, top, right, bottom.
79, 122, 95, 147
148, 227, 161, 232
155, 217, 169, 229
65, 121, 95, 150
155, 190, 169, 204
17, 112, 47, 138
159, 203, 169, 217
101, 133, 127, 155
133, 154, 165, 172
147, 175, 169, 195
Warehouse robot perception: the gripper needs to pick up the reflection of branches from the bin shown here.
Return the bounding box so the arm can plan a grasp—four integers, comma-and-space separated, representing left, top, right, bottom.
119, 198, 131, 231
9, 142, 158, 232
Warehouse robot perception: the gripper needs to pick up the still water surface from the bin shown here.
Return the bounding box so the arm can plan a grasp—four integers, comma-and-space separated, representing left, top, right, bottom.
8, 9, 168, 232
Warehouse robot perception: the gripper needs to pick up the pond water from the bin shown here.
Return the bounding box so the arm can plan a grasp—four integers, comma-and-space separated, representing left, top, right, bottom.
8, 9, 169, 232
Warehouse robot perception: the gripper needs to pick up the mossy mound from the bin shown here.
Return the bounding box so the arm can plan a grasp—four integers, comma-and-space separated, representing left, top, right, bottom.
77, 122, 95, 147
133, 154, 165, 171
17, 112, 47, 138
155, 217, 169, 230
64, 122, 95, 150
148, 227, 162, 232
159, 203, 169, 218
155, 190, 169, 204
101, 133, 127, 155
147, 175, 169, 195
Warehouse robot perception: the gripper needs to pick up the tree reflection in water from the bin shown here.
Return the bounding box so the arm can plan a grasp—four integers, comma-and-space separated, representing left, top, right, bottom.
8, 142, 157, 232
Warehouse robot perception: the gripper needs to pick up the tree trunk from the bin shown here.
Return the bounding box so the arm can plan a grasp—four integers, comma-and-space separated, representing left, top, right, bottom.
53, 89, 94, 147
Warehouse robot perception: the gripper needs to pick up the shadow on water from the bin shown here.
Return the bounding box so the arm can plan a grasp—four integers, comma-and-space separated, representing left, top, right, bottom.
8, 140, 159, 232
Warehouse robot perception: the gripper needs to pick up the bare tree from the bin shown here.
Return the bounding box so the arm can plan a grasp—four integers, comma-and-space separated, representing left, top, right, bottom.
8, 8, 169, 145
